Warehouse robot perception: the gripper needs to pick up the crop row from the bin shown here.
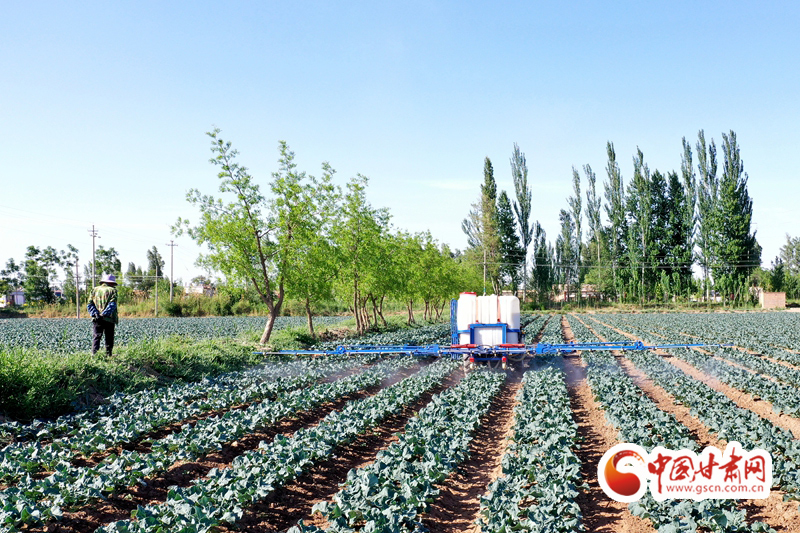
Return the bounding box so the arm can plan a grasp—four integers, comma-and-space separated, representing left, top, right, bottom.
599, 313, 800, 367
311, 321, 452, 350
582, 348, 754, 532
0, 356, 371, 483
0, 355, 370, 445
590, 315, 800, 418
0, 357, 413, 532
479, 363, 583, 533
99, 359, 461, 533
618, 314, 800, 382
711, 348, 800, 388
538, 314, 564, 344
296, 368, 506, 533
0, 316, 348, 354
626, 350, 800, 504
669, 348, 800, 418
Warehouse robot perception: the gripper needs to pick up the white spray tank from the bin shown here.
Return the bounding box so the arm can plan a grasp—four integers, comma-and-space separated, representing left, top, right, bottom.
455, 293, 521, 346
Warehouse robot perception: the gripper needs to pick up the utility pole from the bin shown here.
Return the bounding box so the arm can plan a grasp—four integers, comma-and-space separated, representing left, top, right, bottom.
76, 259, 80, 318
155, 275, 158, 317
483, 247, 487, 295
165, 240, 178, 302
87, 225, 100, 289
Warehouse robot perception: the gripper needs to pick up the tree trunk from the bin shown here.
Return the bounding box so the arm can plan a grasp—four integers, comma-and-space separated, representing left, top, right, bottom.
377, 294, 387, 327
361, 297, 371, 331
406, 299, 415, 325
370, 294, 379, 326
305, 296, 315, 339
353, 283, 362, 334
260, 298, 283, 344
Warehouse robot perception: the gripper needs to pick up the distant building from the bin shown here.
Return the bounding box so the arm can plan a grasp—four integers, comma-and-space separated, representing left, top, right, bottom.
759, 290, 786, 309
1, 290, 25, 307
185, 284, 216, 298
551, 284, 604, 303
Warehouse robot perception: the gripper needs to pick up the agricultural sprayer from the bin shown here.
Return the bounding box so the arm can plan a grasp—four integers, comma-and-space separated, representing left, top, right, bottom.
263, 292, 728, 369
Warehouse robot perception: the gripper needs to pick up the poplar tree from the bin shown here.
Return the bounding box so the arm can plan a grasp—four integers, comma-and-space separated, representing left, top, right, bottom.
780, 234, 800, 275
603, 142, 626, 301
556, 210, 577, 300
666, 170, 693, 297
497, 190, 524, 290
696, 130, 718, 301
713, 131, 760, 301
626, 148, 652, 303
568, 168, 582, 299
511, 143, 533, 299
531, 223, 552, 303
461, 157, 500, 293
679, 138, 697, 297
584, 164, 602, 264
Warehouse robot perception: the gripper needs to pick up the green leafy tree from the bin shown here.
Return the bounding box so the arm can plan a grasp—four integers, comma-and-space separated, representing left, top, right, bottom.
569, 168, 583, 296
779, 234, 800, 276
769, 257, 785, 292
84, 246, 122, 291
23, 246, 70, 304
147, 247, 164, 278
284, 162, 339, 337
677, 138, 697, 299
531, 223, 553, 303
176, 129, 329, 343
556, 210, 577, 300
625, 148, 652, 303
0, 259, 23, 299
666, 170, 694, 299
584, 164, 602, 265
393, 232, 422, 325
332, 175, 389, 334
60, 245, 80, 306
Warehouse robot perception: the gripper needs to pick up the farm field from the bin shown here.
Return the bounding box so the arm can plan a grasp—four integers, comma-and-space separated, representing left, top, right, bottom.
1, 312, 800, 532
0, 316, 349, 353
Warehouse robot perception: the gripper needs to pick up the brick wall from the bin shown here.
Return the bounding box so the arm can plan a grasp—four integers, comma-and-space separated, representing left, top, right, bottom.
759, 292, 786, 309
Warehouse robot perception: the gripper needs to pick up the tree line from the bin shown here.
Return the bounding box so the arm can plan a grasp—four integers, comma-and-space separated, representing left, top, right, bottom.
176, 129, 484, 343
759, 234, 800, 299
461, 130, 766, 305
0, 244, 174, 307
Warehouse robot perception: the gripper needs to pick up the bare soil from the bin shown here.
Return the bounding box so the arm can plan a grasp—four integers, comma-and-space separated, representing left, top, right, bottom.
560, 315, 658, 533
421, 374, 523, 533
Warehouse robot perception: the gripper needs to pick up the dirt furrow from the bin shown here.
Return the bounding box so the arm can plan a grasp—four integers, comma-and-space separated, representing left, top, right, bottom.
35, 364, 424, 533
421, 374, 522, 533
560, 315, 658, 533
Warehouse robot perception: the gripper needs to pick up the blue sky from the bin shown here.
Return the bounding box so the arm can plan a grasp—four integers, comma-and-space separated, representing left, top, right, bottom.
2, 1, 798, 284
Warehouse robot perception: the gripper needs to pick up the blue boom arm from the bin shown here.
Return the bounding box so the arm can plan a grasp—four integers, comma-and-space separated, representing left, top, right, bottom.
256, 340, 730, 360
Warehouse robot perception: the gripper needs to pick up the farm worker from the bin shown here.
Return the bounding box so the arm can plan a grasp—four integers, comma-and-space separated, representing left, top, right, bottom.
87, 273, 119, 356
